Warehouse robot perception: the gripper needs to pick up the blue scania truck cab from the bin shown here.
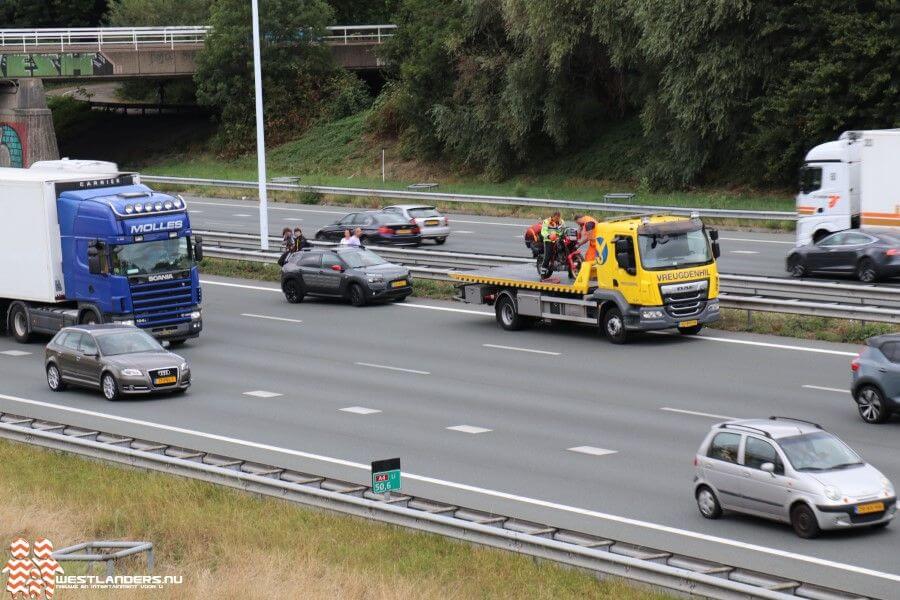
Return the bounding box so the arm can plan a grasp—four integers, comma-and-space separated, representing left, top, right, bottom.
0, 161, 203, 344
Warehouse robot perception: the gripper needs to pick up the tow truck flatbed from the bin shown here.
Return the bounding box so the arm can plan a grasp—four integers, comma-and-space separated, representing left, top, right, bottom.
450, 263, 593, 295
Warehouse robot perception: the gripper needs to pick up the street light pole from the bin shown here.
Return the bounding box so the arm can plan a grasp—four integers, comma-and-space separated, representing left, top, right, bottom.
250, 0, 269, 250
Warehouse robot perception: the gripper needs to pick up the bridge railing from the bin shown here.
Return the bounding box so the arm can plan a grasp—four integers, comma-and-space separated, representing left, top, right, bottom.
0, 27, 209, 51
0, 25, 395, 52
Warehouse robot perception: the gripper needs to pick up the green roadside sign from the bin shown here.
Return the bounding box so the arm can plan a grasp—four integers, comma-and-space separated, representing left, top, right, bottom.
371, 458, 401, 495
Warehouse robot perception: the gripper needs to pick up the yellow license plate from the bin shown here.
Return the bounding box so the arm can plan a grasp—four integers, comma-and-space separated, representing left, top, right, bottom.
396, 229, 411, 234
154, 376, 177, 385
679, 320, 699, 328
425, 220, 439, 226
391, 280, 407, 288
855, 502, 885, 514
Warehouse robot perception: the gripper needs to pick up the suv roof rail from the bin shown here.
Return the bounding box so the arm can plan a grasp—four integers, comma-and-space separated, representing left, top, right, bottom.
768, 416, 822, 429
717, 423, 772, 438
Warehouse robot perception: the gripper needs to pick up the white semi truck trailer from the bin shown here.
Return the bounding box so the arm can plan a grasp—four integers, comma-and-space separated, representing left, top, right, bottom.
795, 129, 900, 246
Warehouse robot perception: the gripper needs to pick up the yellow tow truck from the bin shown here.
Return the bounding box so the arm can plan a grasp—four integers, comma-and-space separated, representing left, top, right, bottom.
451, 214, 722, 343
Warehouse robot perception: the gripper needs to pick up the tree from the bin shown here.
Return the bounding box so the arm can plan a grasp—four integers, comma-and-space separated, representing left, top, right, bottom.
194, 0, 355, 155
105, 0, 213, 26
1, 0, 107, 27
328, 0, 399, 25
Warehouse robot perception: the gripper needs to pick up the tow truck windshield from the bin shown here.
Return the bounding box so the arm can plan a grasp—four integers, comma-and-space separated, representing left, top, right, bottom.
638, 229, 713, 270
111, 237, 192, 276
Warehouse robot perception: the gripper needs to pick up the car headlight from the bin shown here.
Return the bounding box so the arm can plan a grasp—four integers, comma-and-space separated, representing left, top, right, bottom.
179, 362, 189, 371
120, 368, 143, 377
367, 275, 384, 284
882, 477, 894, 496
823, 485, 841, 502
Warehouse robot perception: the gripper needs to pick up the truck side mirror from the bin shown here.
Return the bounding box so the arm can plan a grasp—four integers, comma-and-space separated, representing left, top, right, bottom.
711, 241, 721, 259
87, 242, 103, 275
193, 237, 204, 262
708, 228, 719, 241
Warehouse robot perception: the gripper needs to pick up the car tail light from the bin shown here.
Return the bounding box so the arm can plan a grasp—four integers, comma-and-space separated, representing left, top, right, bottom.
378, 226, 392, 234
886, 249, 900, 256
851, 353, 861, 372
693, 457, 698, 467
412, 226, 421, 234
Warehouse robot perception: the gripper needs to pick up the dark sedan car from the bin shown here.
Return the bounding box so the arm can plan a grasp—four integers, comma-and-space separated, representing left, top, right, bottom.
786, 230, 900, 283
44, 324, 190, 401
315, 211, 422, 246
281, 247, 412, 306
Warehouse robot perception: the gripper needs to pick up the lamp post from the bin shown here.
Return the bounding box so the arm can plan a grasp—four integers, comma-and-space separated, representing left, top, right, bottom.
250, 0, 269, 250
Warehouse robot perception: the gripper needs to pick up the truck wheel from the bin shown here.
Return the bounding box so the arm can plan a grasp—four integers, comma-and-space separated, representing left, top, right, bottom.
678, 324, 703, 335
601, 307, 627, 344
8, 304, 32, 343
80, 309, 100, 325
495, 295, 523, 331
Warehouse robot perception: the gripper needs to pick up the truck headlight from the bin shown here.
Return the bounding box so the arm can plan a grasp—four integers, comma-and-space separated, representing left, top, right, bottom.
121, 369, 142, 377
708, 299, 720, 312
823, 485, 841, 502
641, 310, 664, 320
367, 275, 383, 284
190, 311, 201, 320
120, 319, 134, 326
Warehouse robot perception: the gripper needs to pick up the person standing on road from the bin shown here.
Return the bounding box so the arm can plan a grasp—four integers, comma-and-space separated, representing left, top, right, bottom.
293, 227, 311, 252
540, 212, 564, 279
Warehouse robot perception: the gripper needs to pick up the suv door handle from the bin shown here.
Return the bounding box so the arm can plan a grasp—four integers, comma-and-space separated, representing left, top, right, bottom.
878, 368, 888, 373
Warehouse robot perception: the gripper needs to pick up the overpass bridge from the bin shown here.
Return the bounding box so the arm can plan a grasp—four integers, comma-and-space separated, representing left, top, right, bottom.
0, 24, 394, 79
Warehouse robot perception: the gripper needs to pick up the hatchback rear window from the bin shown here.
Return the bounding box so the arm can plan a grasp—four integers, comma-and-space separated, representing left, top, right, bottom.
409, 207, 441, 218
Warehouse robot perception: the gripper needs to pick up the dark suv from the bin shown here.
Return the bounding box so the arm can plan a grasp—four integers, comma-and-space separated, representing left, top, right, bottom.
281, 247, 412, 306
852, 334, 900, 423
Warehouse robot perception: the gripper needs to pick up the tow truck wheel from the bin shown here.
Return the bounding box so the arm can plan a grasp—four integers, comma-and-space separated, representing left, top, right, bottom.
678, 324, 703, 335
495, 295, 523, 331
601, 307, 627, 344
8, 304, 32, 343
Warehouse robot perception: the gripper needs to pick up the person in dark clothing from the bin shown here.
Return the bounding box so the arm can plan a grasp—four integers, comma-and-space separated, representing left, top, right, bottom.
292, 227, 310, 252
278, 227, 294, 266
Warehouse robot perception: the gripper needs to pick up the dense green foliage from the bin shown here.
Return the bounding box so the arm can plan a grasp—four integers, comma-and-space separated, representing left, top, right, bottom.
378, 0, 898, 187
194, 0, 369, 155
105, 0, 213, 26
1, 0, 107, 27
329, 0, 399, 24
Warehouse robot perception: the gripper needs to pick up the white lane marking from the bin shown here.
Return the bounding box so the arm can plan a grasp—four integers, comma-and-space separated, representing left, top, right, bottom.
720, 237, 793, 245
482, 344, 560, 356
354, 362, 430, 375
284, 218, 304, 222
446, 425, 492, 434
190, 210, 204, 214
446, 219, 526, 227
568, 446, 617, 457
453, 230, 474, 234
241, 313, 303, 324
729, 250, 759, 255
802, 384, 850, 394
199, 280, 859, 356
243, 390, 283, 398
232, 213, 252, 218
340, 406, 382, 415
0, 392, 897, 584
661, 407, 735, 420
0, 350, 31, 357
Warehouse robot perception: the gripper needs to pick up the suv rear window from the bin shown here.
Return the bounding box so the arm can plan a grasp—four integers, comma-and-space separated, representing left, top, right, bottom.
879, 342, 900, 363
297, 253, 321, 267
707, 432, 741, 463
409, 207, 440, 218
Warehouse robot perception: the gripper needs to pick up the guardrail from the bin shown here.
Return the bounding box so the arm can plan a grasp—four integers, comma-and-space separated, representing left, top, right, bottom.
198, 229, 900, 323
0, 413, 868, 600
0, 25, 394, 52
144, 175, 797, 222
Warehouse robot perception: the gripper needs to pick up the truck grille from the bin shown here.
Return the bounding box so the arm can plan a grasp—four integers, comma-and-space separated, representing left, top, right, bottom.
659, 280, 708, 319
129, 274, 195, 330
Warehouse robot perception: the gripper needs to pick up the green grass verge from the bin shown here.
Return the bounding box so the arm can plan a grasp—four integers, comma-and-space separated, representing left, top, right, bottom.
0, 440, 672, 599
199, 258, 895, 343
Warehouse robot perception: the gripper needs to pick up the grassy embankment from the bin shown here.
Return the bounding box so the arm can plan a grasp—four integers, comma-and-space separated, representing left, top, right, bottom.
0, 441, 671, 600
199, 258, 894, 344
129, 110, 794, 230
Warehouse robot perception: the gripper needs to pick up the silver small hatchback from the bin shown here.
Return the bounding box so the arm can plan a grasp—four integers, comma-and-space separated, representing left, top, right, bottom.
693, 417, 896, 538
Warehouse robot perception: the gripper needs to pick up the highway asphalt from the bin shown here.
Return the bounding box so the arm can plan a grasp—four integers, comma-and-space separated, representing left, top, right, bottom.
1, 276, 898, 598
183, 195, 797, 278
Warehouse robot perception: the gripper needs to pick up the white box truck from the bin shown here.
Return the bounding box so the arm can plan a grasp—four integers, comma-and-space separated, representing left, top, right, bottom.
795, 129, 900, 246
0, 160, 203, 343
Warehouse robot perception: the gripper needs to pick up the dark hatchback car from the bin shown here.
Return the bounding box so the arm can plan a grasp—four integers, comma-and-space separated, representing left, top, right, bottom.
314, 211, 422, 246
852, 334, 900, 424
44, 324, 190, 401
281, 247, 412, 306
787, 230, 900, 283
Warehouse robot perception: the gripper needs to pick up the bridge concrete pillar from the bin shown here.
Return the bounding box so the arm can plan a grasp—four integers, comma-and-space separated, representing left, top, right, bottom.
0, 79, 59, 168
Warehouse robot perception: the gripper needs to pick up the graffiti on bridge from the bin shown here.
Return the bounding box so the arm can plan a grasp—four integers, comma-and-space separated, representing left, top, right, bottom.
0, 123, 26, 168
0, 53, 113, 78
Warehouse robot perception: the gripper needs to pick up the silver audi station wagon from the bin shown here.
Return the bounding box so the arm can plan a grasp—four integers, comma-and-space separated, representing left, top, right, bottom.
693, 417, 895, 538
